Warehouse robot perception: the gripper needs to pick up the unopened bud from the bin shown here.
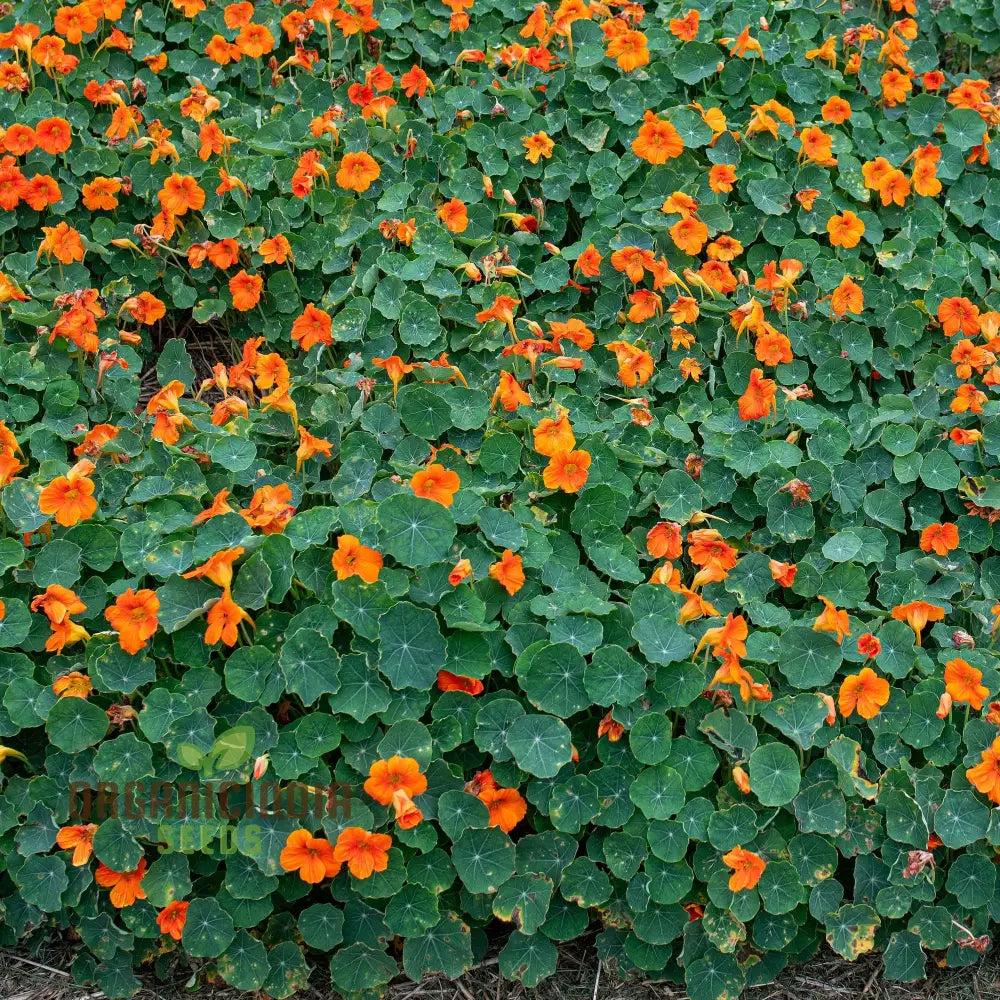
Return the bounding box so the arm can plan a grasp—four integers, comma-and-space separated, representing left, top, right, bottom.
952, 629, 975, 649
502, 188, 516, 205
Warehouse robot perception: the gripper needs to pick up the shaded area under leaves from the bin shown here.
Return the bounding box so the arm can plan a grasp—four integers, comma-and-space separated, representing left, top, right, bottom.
2, 938, 998, 1000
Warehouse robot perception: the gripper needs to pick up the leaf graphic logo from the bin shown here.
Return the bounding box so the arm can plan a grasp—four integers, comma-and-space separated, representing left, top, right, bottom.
177, 726, 256, 778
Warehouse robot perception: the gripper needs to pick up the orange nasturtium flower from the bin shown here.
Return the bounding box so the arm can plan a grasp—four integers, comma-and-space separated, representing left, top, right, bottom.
709, 163, 737, 193
95, 860, 147, 908
937, 296, 980, 337
477, 782, 528, 833
364, 755, 427, 805
813, 596, 851, 644
291, 303, 333, 351
631, 111, 684, 164
241, 484, 295, 533
533, 411, 576, 457
56, 824, 98, 866
838, 667, 890, 719
204, 592, 252, 646
605, 28, 649, 72
336, 151, 380, 192
372, 355, 423, 397
737, 368, 777, 422
156, 901, 190, 941
522, 130, 554, 163
193, 488, 234, 525
296, 426, 334, 474
543, 449, 591, 493
333, 827, 393, 879
280, 830, 341, 883
158, 173, 205, 215
919, 522, 959, 556
769, 559, 797, 588
411, 463, 460, 506
104, 588, 160, 654
695, 612, 748, 660
39, 459, 98, 526
31, 585, 86, 625
944, 658, 989, 711
669, 9, 700, 41
890, 600, 944, 646
392, 789, 423, 829
648, 521, 683, 560
827, 276, 864, 317
606, 341, 654, 387
967, 737, 1000, 804
53, 671, 93, 699
722, 847, 766, 891
38, 221, 85, 264
331, 535, 383, 584
688, 530, 739, 589
489, 549, 525, 595
857, 633, 881, 659
183, 548, 244, 590
437, 196, 468, 233
827, 210, 865, 248
229, 269, 263, 311
437, 670, 484, 695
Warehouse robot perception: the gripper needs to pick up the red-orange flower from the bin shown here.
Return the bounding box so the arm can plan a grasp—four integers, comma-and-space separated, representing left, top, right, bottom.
39, 463, 98, 526
890, 600, 944, 646
279, 829, 340, 883
437, 671, 485, 695
241, 484, 295, 534
204, 592, 252, 646
489, 549, 525, 595
332, 535, 383, 584
437, 197, 468, 233
857, 633, 881, 659
336, 151, 380, 192
944, 657, 989, 710
839, 667, 890, 719
158, 173, 205, 215
631, 111, 684, 164
737, 369, 777, 422
291, 303, 333, 351
411, 463, 460, 506
95, 859, 147, 908
229, 269, 263, 311
156, 900, 190, 940
967, 737, 1000, 804
722, 847, 765, 891
364, 756, 427, 807
391, 788, 423, 829
478, 784, 527, 833
333, 827, 392, 879
543, 449, 591, 493
56, 824, 98, 866
813, 596, 851, 644
104, 589, 159, 655
919, 522, 958, 556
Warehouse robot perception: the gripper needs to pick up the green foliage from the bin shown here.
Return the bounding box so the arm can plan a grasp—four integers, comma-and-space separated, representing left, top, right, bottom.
1, 0, 1000, 997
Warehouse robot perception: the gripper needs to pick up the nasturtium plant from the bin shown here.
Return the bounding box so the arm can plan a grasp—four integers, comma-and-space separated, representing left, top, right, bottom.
0, 0, 999, 997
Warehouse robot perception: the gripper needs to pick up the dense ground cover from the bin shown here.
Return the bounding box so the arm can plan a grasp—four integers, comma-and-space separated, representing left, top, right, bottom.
1, 0, 1000, 997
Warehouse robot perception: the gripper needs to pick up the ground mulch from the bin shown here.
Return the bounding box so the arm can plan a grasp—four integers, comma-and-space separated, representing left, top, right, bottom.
2, 937, 998, 1000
